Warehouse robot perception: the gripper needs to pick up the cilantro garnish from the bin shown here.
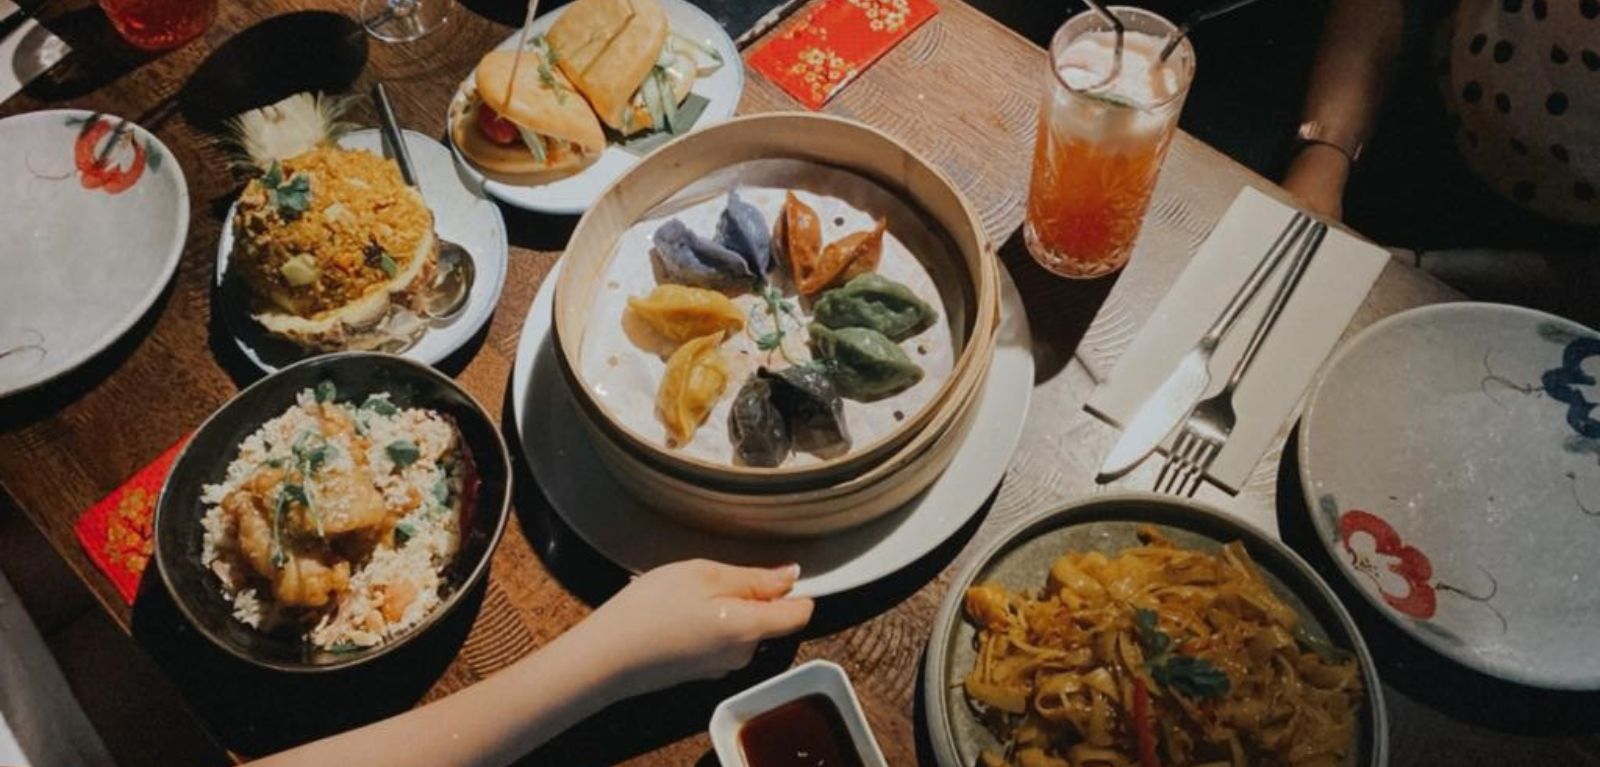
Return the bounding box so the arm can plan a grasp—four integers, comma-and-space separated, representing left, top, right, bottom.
386, 439, 421, 469
314, 380, 337, 403
361, 395, 399, 417
1134, 608, 1231, 699
261, 161, 312, 219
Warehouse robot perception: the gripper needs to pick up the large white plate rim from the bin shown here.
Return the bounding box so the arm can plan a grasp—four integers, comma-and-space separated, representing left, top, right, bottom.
446, 0, 745, 215
0, 110, 189, 398
1298, 301, 1600, 690
511, 260, 1034, 598
215, 129, 509, 374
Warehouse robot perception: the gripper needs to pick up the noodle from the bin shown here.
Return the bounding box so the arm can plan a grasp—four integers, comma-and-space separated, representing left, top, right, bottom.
962, 526, 1362, 767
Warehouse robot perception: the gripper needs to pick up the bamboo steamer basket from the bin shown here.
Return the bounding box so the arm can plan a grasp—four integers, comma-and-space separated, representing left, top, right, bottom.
552, 113, 998, 524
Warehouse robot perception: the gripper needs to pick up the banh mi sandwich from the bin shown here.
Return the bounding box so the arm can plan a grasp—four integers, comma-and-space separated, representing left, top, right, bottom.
452, 48, 605, 177
546, 0, 706, 137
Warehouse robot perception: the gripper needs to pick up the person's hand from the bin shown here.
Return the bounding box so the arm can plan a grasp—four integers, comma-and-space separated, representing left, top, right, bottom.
1282, 142, 1352, 221
570, 559, 814, 698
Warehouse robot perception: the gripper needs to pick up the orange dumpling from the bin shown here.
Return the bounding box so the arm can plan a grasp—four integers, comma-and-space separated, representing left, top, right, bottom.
811, 218, 886, 293
773, 191, 822, 294
656, 332, 729, 445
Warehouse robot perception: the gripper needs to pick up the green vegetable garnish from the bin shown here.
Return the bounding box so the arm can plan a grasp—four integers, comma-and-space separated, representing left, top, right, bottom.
1133, 608, 1231, 700
361, 395, 400, 417
431, 478, 451, 506
387, 439, 421, 469
314, 380, 337, 403
394, 521, 415, 547
378, 252, 398, 278
261, 161, 312, 219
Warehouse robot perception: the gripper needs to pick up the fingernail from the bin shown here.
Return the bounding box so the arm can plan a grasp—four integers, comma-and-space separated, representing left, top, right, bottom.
774, 563, 801, 580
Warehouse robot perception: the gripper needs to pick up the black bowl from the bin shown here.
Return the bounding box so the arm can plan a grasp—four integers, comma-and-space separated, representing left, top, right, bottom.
153, 352, 511, 672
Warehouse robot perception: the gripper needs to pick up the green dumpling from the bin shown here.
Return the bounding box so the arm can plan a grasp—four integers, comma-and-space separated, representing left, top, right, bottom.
808, 323, 923, 401
812, 274, 938, 342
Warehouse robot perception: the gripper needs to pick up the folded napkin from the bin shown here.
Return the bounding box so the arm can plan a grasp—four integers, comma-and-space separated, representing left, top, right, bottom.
746, 0, 938, 110
1087, 187, 1389, 493
73, 435, 189, 604
0, 0, 70, 104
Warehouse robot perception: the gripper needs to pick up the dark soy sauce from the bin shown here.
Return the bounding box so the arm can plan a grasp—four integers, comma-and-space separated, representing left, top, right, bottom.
738, 694, 865, 767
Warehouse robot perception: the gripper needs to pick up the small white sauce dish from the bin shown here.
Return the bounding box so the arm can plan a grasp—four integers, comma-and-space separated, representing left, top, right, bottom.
709, 659, 889, 767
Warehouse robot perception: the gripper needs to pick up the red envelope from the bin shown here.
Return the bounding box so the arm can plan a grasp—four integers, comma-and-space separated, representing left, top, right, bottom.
747, 0, 939, 110
74, 435, 189, 604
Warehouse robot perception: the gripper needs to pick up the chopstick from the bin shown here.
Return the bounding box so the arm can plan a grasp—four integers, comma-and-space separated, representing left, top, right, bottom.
0, 0, 54, 42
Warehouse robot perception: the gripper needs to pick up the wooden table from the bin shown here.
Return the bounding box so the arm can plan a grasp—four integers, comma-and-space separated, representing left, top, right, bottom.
4, 0, 1599, 763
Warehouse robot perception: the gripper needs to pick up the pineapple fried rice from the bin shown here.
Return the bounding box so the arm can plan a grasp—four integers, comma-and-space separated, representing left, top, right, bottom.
200, 384, 465, 650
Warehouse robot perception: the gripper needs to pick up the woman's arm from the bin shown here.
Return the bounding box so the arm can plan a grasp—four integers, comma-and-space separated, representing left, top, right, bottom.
252, 560, 813, 767
1281, 0, 1406, 220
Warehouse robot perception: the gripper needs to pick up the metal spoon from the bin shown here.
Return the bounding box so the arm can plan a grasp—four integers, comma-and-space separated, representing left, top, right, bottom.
370, 82, 475, 322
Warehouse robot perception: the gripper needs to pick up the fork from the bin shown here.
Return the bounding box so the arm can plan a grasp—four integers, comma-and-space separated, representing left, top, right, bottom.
1155, 220, 1330, 496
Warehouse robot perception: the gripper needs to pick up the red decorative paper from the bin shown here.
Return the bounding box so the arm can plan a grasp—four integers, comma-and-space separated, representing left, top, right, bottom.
74, 435, 189, 604
747, 0, 939, 110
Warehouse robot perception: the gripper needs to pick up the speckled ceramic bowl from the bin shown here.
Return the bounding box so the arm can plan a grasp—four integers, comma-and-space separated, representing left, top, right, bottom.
923, 494, 1388, 767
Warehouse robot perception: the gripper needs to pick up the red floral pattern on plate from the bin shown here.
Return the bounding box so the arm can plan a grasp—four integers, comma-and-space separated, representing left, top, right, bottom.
71, 116, 151, 194
1338, 509, 1437, 619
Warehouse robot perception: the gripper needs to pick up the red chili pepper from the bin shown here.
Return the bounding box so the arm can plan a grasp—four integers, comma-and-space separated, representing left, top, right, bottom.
1133, 677, 1159, 767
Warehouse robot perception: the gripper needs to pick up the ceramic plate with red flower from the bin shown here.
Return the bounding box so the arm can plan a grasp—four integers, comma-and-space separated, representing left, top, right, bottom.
1300, 302, 1600, 690
0, 110, 188, 397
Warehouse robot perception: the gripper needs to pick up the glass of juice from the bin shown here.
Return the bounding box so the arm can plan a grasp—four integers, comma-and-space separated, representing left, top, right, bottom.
1024, 6, 1195, 278
97, 0, 217, 50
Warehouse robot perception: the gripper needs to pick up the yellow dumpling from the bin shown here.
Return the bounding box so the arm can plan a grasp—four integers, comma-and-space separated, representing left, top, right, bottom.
657, 332, 729, 445
627, 284, 746, 345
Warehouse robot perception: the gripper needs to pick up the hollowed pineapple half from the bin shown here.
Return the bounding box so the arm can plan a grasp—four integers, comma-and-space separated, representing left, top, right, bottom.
224, 93, 440, 353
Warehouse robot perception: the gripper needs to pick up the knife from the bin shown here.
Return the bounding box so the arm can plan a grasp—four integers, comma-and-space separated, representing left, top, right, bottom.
1097, 212, 1313, 481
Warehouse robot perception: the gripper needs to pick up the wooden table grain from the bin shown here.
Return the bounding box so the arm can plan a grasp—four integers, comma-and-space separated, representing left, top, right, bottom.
3, 0, 1598, 764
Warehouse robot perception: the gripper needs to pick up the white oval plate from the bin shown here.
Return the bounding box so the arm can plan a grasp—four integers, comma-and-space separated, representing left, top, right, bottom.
511, 261, 1034, 598
1300, 302, 1600, 690
447, 0, 744, 215
0, 110, 188, 398
216, 129, 508, 373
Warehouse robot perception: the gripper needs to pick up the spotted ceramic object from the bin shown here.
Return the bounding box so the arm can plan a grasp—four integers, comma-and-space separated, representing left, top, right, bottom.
922, 494, 1387, 767
0, 110, 188, 397
1300, 302, 1600, 690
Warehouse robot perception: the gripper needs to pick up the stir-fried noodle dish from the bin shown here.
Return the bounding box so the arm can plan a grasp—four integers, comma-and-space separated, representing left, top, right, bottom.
962, 526, 1363, 767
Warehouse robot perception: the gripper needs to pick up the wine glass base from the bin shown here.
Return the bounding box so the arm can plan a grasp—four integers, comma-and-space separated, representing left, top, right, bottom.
361, 0, 449, 43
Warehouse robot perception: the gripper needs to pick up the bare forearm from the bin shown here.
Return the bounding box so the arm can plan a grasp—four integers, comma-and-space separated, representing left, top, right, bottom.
1300, 0, 1404, 141
252, 624, 625, 767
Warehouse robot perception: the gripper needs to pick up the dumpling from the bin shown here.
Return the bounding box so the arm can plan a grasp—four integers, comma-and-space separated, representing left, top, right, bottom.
809, 218, 886, 294
785, 213, 887, 296
763, 365, 850, 453
728, 375, 790, 467
714, 191, 772, 278
652, 219, 756, 289
772, 191, 822, 292
808, 323, 923, 401
812, 273, 938, 342
627, 284, 746, 345
657, 332, 730, 445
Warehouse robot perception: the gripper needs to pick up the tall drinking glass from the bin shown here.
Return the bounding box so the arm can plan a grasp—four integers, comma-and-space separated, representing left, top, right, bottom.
97, 0, 216, 50
1024, 7, 1195, 278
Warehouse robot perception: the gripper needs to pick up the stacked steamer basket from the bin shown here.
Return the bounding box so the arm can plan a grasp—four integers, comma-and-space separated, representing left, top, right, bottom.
553, 113, 999, 538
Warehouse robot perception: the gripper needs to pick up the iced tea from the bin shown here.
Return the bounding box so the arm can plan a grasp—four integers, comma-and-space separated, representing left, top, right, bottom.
98, 0, 216, 50
1024, 8, 1194, 278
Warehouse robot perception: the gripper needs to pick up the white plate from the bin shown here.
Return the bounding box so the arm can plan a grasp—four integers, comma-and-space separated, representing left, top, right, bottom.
511, 261, 1034, 598
447, 0, 745, 215
1300, 302, 1600, 690
0, 110, 188, 398
216, 129, 508, 373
